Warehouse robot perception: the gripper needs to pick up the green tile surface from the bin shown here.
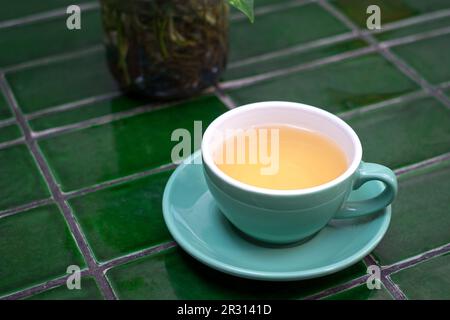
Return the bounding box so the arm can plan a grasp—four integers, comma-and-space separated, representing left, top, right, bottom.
0, 0, 92, 22
374, 160, 450, 265
0, 205, 85, 297
391, 33, 450, 84
0, 123, 22, 143
25, 277, 103, 300
0, 144, 50, 210
324, 284, 393, 300
229, 3, 349, 61
2, 0, 450, 300
69, 171, 173, 262
7, 50, 118, 114
227, 53, 418, 112
39, 96, 227, 191
346, 97, 450, 169
0, 10, 102, 68
107, 247, 366, 300
331, 0, 450, 27
391, 253, 450, 300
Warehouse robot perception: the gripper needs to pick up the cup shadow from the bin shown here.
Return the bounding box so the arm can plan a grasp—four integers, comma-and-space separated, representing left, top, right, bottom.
218, 208, 320, 249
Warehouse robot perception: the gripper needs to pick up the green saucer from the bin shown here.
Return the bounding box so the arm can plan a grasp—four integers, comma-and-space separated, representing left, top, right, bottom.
163, 151, 391, 281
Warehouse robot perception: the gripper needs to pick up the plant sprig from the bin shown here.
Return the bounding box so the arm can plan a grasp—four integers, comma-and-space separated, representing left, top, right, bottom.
229, 0, 254, 22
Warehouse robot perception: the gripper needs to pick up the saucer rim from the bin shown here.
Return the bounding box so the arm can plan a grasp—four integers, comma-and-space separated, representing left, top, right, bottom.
163, 151, 391, 281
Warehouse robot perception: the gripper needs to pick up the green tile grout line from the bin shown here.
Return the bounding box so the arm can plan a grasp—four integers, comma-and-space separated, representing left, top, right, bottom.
227, 31, 357, 70
337, 89, 428, 120
1, 269, 90, 300
64, 162, 179, 200
440, 81, 450, 90
25, 91, 122, 121
0, 117, 16, 127
378, 25, 450, 49
383, 243, 450, 275
394, 152, 450, 176
304, 274, 369, 300
219, 45, 377, 90
214, 86, 238, 109
0, 74, 117, 300
2, 45, 104, 75
360, 9, 450, 37
31, 98, 181, 140
363, 254, 407, 300
379, 276, 407, 300
0, 136, 25, 150
0, 198, 53, 219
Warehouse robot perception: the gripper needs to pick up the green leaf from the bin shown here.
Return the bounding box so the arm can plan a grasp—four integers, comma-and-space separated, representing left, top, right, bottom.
229, 0, 255, 22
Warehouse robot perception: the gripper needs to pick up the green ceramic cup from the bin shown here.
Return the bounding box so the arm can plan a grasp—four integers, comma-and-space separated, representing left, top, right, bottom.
201, 101, 398, 245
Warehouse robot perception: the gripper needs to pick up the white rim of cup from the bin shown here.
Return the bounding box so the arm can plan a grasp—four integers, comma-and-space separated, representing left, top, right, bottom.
201, 101, 363, 196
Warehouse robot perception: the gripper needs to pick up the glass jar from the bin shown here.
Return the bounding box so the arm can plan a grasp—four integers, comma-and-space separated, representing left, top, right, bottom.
100, 0, 229, 99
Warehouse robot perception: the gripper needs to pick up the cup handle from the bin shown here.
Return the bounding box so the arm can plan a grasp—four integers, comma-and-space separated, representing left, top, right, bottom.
334, 162, 398, 219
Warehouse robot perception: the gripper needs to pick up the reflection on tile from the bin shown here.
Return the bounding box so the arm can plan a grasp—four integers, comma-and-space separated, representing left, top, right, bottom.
391, 33, 450, 84
374, 160, 450, 265
69, 170, 173, 262
391, 253, 450, 299
224, 39, 368, 80
0, 123, 22, 144
346, 97, 450, 169
25, 277, 103, 300
0, 10, 102, 68
331, 0, 450, 27
0, 205, 85, 297
324, 284, 393, 300
0, 144, 50, 210
227, 53, 418, 113
0, 92, 12, 120
39, 96, 227, 192
7, 50, 118, 114
107, 247, 366, 299
229, 3, 349, 61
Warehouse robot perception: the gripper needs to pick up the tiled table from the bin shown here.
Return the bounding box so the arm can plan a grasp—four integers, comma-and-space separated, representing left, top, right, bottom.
1, 0, 450, 300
